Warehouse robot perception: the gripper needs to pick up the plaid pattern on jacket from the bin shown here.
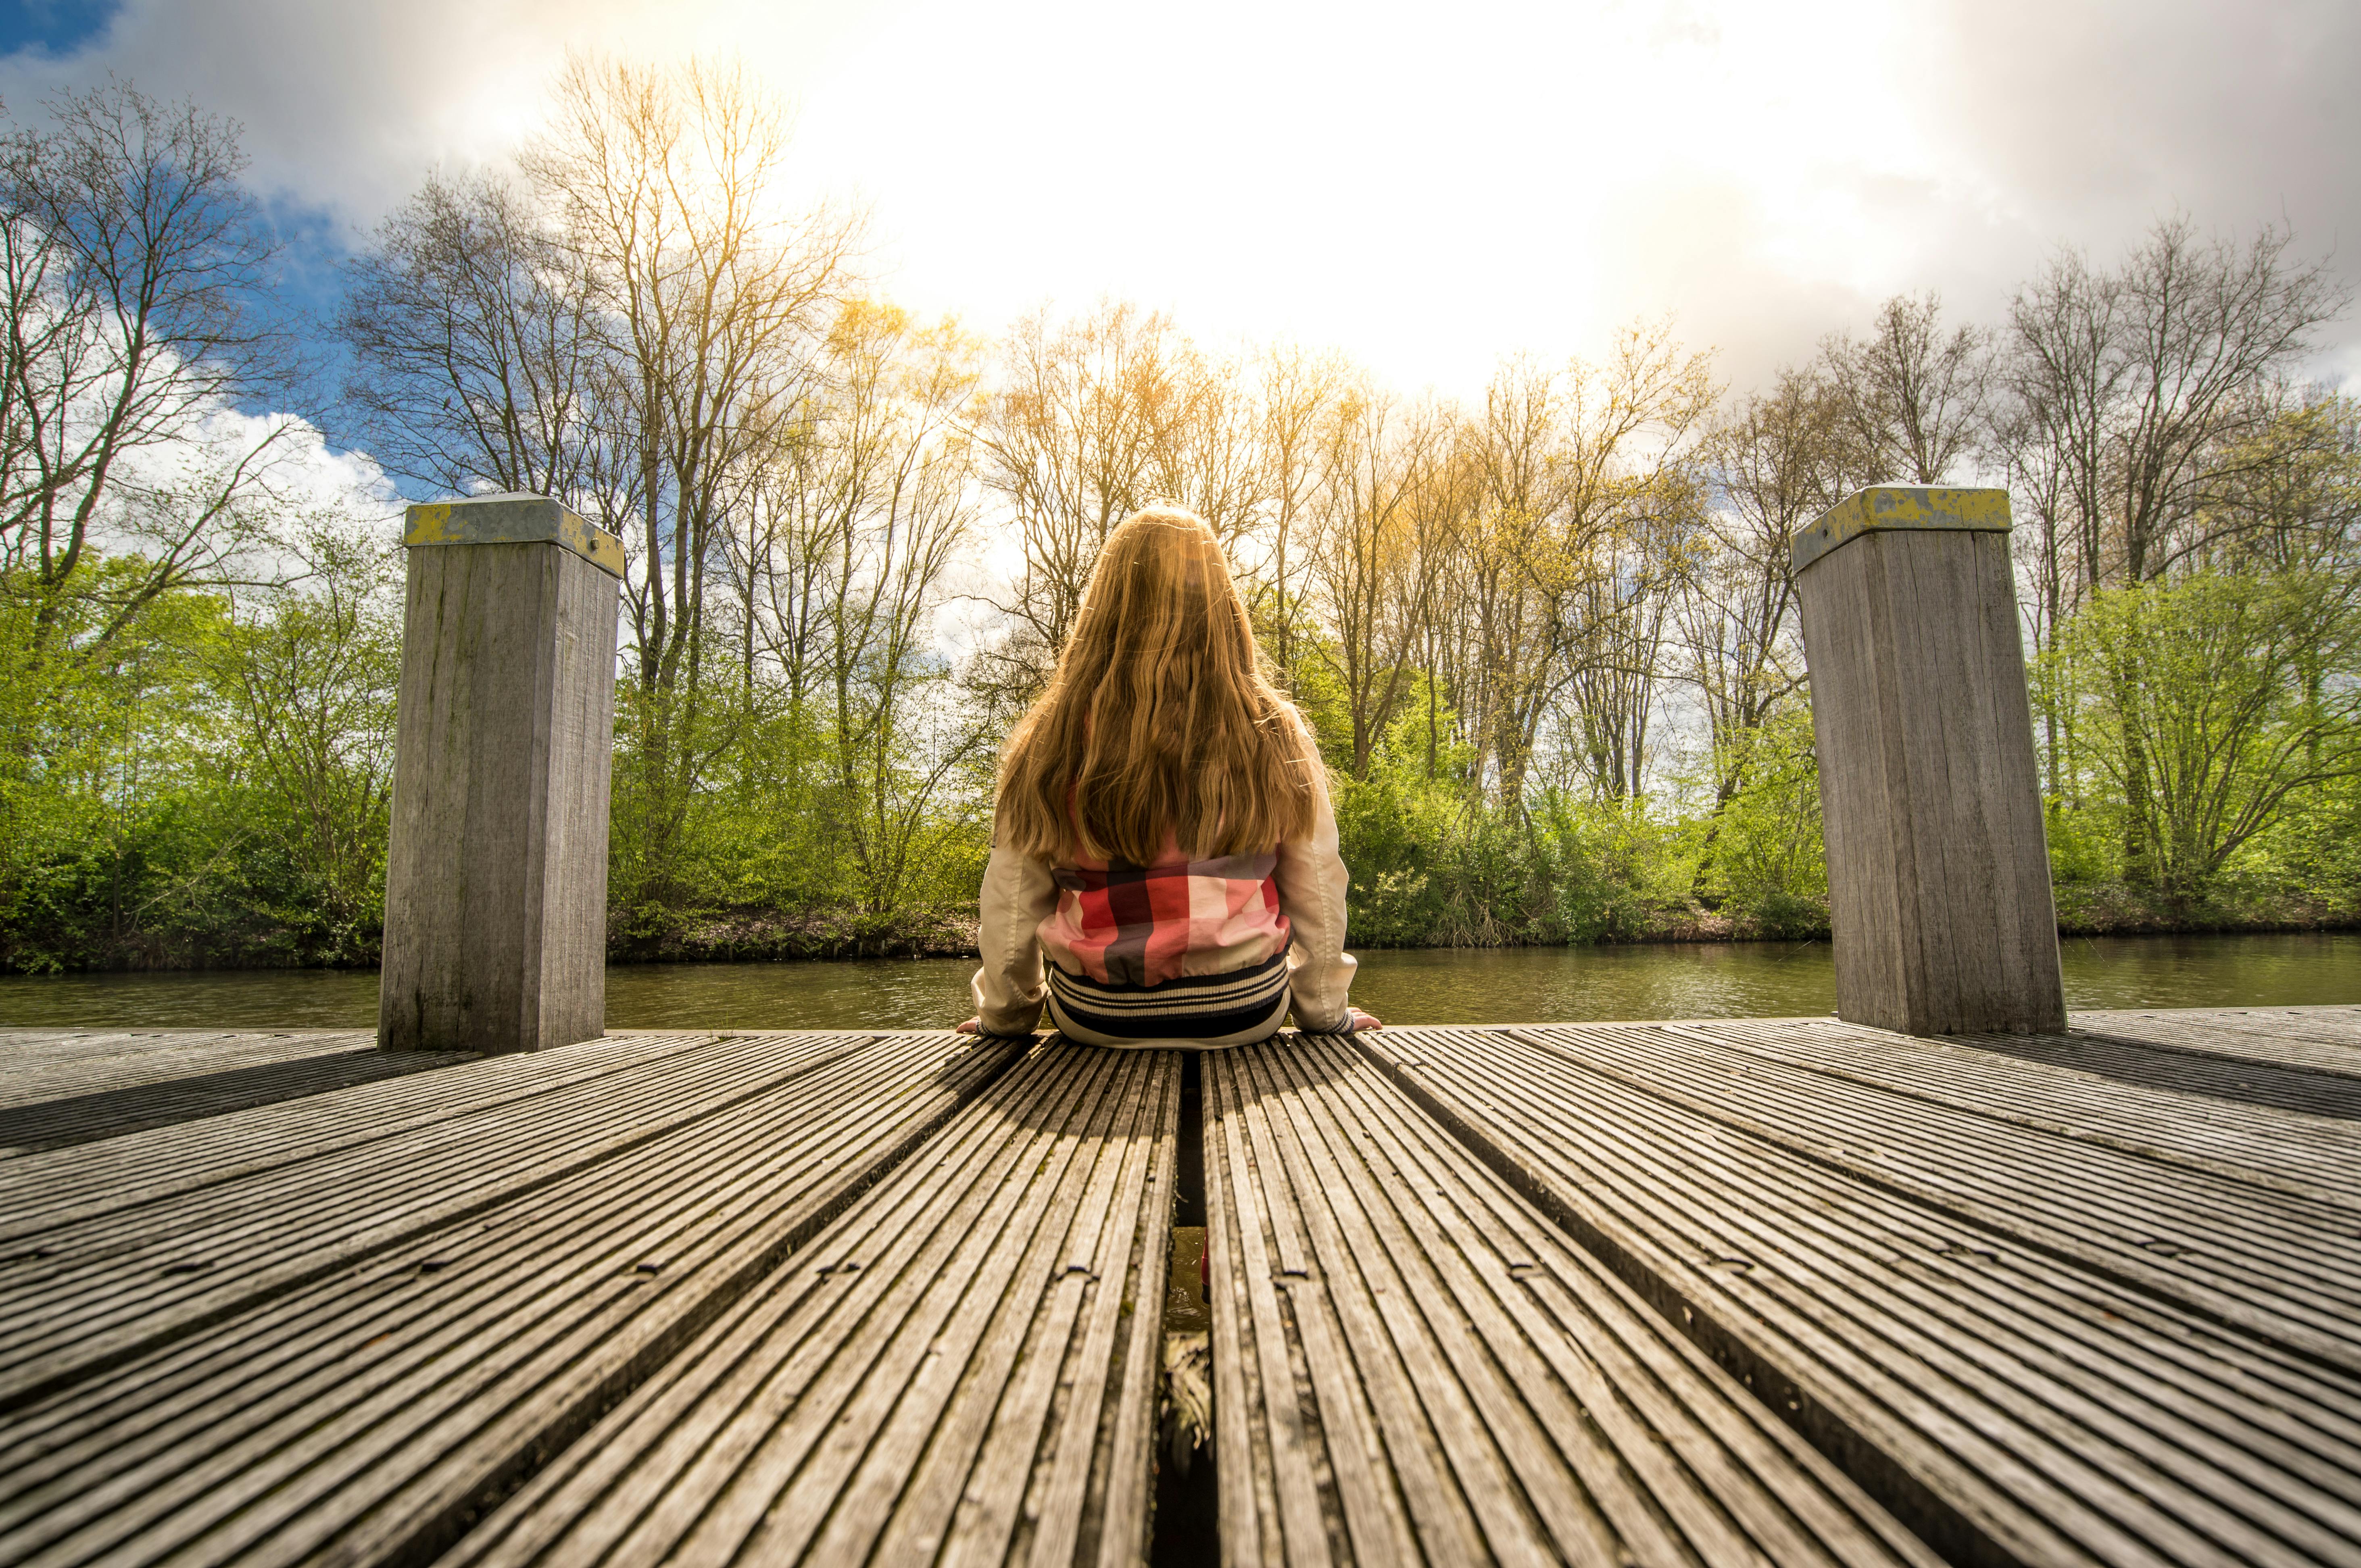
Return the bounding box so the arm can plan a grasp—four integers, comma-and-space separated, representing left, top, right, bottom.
1044, 849, 1289, 988
969, 716, 1359, 1037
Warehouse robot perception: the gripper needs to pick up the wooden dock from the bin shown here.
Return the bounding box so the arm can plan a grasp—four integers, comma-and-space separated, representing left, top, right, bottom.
2, 1006, 2357, 1566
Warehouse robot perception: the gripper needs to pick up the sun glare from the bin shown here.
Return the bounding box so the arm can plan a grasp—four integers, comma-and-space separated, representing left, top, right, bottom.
505, 0, 1990, 393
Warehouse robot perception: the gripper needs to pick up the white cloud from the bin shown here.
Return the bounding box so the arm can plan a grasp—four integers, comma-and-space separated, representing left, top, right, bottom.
6, 0, 2352, 398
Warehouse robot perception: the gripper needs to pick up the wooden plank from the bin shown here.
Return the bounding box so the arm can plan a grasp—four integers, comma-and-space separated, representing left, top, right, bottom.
2087, 1005, 2361, 1039
442, 1042, 1178, 1568
0, 1031, 732, 1241
0, 1030, 902, 1408
0, 1031, 1026, 1568
1960, 1026, 2361, 1126
1203, 1033, 1940, 1567
0, 1030, 172, 1058
0, 1040, 476, 1155
1497, 1022, 2361, 1374
2067, 1008, 2361, 1082
0, 1031, 382, 1107
0, 1030, 332, 1067
1359, 1023, 2361, 1568
1691, 1016, 2361, 1206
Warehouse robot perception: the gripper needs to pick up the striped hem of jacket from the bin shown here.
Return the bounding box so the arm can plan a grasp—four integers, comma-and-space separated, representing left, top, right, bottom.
1046, 954, 1291, 1050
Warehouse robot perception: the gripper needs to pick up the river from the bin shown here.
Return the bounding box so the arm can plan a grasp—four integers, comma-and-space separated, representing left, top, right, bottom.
0, 931, 2354, 1032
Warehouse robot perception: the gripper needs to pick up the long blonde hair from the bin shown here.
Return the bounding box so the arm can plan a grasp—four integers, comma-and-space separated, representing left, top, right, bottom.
997, 506, 1317, 863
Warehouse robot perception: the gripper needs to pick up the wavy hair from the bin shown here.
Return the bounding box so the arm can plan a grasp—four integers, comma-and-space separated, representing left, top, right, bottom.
997, 506, 1317, 863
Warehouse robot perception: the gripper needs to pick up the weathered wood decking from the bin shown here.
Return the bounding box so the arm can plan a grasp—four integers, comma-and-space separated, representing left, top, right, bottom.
2, 1006, 2357, 1566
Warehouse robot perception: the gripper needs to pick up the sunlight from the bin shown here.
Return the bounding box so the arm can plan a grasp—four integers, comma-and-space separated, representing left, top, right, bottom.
513, 0, 1984, 391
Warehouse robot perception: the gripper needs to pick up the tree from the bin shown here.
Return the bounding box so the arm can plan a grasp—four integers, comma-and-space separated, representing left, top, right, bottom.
735, 300, 985, 912
974, 300, 1185, 704
1682, 368, 1854, 806
1563, 459, 1704, 802
0, 83, 300, 660
212, 519, 401, 957
2005, 217, 2350, 591
1308, 385, 1462, 777
2003, 219, 2349, 889
1241, 342, 1345, 688
395, 54, 863, 913
2045, 566, 2361, 907
337, 170, 604, 502
1820, 290, 1990, 486
1457, 327, 1714, 810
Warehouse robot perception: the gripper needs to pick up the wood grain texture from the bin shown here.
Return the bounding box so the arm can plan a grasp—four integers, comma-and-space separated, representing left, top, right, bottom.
2069, 1007, 2361, 1080
1692, 1015, 2361, 1206
378, 540, 618, 1055
0, 1032, 723, 1240
1204, 1033, 1938, 1568
1358, 1021, 2361, 1568
0, 1031, 1024, 1568
0, 1040, 474, 1155
0, 1031, 383, 1107
10, 1007, 2356, 1568
443, 1042, 1178, 1568
1797, 529, 2066, 1035
0, 1031, 904, 1408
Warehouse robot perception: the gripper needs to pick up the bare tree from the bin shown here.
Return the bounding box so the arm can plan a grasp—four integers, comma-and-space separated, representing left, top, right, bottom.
0, 83, 300, 657
1309, 385, 1463, 777
1821, 290, 1990, 486
525, 55, 859, 698
974, 300, 1182, 698
1243, 342, 1346, 687
1681, 367, 1856, 803
1458, 327, 1715, 809
1564, 488, 1698, 801
2002, 218, 2349, 885
776, 302, 984, 911
2004, 217, 2350, 590
338, 170, 604, 501
1145, 339, 1268, 548
509, 55, 861, 902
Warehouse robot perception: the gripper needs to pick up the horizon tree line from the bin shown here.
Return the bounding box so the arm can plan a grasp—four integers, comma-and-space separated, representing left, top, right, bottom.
0, 66, 2354, 968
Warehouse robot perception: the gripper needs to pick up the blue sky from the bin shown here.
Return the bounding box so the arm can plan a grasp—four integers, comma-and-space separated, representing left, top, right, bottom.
0, 0, 117, 56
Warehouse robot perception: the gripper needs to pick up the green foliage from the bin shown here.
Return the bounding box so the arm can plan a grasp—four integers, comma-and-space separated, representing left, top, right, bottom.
1314, 682, 1816, 948
2037, 568, 2361, 909
1691, 706, 1829, 938
0, 533, 407, 970
9, 536, 2361, 973
0, 567, 230, 970
605, 670, 995, 958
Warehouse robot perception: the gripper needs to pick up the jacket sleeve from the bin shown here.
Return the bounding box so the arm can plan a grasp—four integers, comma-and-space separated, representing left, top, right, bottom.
1273, 736, 1359, 1033
970, 841, 1060, 1036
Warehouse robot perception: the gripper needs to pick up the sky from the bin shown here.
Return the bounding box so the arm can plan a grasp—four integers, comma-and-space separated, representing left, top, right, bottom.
2, 0, 2354, 415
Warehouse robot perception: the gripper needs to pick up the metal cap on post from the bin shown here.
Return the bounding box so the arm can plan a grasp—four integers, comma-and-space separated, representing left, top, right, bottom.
379, 493, 624, 1054
1793, 486, 2066, 1035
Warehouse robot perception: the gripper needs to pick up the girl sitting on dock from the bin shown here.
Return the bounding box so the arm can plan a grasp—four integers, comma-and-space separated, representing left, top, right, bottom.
959, 506, 1379, 1048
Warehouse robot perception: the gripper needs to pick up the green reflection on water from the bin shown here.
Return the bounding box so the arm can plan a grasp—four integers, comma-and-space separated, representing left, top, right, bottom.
0, 931, 2353, 1032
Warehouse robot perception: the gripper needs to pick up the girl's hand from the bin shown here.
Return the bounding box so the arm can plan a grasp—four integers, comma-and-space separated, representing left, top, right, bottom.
955, 1017, 981, 1035
1349, 1008, 1382, 1032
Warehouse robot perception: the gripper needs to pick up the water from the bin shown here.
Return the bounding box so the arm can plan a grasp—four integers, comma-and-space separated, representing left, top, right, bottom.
0, 931, 2354, 1031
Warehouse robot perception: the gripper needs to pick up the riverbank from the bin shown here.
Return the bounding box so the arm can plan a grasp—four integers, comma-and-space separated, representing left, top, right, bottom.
5, 886, 2355, 975
6, 931, 2359, 1031
601, 886, 2361, 966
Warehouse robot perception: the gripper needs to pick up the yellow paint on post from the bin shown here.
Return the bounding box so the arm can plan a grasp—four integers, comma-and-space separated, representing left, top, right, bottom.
1791, 485, 2011, 575
403, 492, 626, 579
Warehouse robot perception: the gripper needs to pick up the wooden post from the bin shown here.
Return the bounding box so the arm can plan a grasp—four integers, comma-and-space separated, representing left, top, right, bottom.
1792, 486, 2066, 1035
378, 493, 624, 1054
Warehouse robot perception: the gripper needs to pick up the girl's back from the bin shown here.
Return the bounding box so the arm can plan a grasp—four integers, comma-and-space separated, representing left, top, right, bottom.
965, 507, 1369, 1048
